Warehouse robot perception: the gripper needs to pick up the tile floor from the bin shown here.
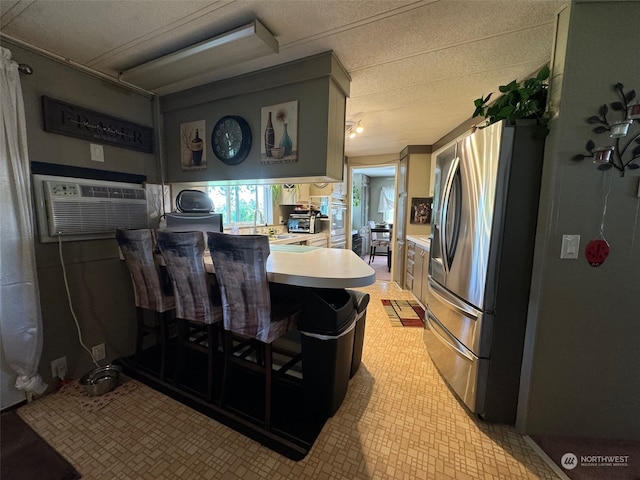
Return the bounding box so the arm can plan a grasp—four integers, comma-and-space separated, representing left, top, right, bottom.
17, 281, 558, 479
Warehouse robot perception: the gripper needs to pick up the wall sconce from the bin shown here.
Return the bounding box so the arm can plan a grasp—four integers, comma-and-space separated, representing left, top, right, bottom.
345, 120, 364, 139
573, 82, 640, 176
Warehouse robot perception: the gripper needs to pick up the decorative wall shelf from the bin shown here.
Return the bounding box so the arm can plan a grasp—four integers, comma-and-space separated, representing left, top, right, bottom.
573, 83, 640, 176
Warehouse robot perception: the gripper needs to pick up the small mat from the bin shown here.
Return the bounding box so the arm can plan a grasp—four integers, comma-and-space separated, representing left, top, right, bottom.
59, 379, 137, 413
1, 410, 81, 480
381, 299, 425, 327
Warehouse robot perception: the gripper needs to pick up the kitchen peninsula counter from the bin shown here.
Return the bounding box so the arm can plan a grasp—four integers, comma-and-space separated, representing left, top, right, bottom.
204, 244, 375, 289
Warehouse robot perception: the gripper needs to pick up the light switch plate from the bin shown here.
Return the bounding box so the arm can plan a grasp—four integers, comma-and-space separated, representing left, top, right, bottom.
561, 234, 580, 259
90, 143, 104, 162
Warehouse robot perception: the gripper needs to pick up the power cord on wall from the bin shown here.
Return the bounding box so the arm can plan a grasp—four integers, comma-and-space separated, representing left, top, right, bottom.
58, 235, 101, 376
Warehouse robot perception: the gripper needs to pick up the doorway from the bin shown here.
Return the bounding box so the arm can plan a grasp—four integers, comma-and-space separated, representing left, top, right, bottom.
349, 165, 397, 282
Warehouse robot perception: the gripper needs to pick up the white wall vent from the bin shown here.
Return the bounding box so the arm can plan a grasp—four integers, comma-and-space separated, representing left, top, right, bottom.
33, 174, 148, 243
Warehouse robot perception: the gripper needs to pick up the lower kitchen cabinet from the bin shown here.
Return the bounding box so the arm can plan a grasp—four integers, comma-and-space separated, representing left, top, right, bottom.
405, 240, 429, 305
307, 235, 328, 248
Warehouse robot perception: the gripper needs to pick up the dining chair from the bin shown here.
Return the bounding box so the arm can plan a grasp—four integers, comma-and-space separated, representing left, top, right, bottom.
156, 230, 223, 403
115, 228, 175, 380
207, 232, 301, 429
368, 220, 390, 265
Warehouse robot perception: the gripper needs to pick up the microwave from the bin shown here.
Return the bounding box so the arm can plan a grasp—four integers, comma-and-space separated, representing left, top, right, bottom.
287, 214, 320, 233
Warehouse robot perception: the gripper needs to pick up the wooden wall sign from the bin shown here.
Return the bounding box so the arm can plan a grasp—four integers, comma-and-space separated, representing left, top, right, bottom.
42, 96, 154, 153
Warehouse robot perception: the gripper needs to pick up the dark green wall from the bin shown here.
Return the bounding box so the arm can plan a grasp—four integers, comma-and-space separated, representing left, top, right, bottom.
5, 41, 157, 380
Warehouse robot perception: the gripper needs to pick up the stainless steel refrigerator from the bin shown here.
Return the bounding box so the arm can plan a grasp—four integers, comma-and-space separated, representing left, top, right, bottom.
425, 120, 545, 423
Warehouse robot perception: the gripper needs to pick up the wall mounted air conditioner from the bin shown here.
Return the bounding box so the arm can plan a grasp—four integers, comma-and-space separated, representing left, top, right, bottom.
32, 174, 148, 243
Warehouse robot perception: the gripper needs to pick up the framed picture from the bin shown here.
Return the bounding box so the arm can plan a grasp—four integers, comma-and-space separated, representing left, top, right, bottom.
410, 197, 433, 224
180, 120, 206, 171
260, 100, 298, 164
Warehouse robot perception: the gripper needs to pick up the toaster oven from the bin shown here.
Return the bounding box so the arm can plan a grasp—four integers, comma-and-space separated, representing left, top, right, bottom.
287, 214, 320, 233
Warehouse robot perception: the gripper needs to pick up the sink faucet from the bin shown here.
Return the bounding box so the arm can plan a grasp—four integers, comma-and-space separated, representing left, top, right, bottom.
253, 209, 265, 234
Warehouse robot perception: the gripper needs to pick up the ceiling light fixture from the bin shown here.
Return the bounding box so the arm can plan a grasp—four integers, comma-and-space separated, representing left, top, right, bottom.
119, 19, 278, 94
345, 120, 364, 139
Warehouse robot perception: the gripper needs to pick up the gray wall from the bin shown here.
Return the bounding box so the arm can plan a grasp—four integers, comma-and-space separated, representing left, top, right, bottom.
369, 177, 395, 224
517, 1, 640, 440
161, 52, 348, 184
5, 41, 156, 381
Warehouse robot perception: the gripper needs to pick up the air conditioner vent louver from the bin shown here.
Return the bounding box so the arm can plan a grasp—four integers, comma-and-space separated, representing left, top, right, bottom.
33, 174, 149, 243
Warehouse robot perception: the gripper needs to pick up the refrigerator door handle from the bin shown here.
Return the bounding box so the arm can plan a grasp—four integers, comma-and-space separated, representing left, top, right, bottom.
428, 277, 480, 320
440, 156, 460, 272
426, 310, 475, 362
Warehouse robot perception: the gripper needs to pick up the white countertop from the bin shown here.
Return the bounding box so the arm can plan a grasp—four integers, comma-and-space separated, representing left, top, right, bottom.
267, 232, 327, 245
204, 244, 376, 288
406, 235, 431, 250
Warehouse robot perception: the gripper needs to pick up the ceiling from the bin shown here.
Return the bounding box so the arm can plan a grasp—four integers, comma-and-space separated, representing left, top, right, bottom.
0, 0, 565, 158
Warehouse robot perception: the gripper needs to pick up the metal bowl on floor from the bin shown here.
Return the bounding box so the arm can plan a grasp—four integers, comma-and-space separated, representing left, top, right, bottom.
79, 365, 121, 396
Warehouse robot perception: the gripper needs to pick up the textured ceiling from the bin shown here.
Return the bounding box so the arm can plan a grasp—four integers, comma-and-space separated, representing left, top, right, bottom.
0, 0, 566, 157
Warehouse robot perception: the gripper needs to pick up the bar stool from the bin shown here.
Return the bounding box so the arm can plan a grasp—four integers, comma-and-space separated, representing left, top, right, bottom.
368, 220, 390, 265
207, 232, 301, 429
156, 230, 223, 403
115, 228, 175, 380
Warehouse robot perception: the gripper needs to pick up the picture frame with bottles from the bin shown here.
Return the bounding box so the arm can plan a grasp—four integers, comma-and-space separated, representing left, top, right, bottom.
180, 120, 206, 171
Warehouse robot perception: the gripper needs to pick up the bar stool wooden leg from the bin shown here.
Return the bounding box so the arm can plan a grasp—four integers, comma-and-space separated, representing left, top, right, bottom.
264, 343, 273, 429
175, 318, 187, 388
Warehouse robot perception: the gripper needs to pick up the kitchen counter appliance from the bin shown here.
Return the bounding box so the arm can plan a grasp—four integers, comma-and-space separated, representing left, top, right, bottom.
287, 213, 320, 233
425, 120, 545, 424
329, 199, 347, 248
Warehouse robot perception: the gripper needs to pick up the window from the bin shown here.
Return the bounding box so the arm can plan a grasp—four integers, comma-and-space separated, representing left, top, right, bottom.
378, 186, 395, 224
206, 185, 272, 226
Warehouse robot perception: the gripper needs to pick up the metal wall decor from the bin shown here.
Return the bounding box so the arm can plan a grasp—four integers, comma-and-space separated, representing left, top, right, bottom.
573, 83, 640, 176
42, 96, 154, 153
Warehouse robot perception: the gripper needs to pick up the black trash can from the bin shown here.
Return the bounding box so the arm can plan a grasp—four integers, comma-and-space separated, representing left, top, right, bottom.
299, 288, 356, 418
347, 290, 370, 378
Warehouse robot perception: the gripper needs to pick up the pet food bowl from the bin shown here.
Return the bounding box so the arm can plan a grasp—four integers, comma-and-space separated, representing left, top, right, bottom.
79, 365, 121, 396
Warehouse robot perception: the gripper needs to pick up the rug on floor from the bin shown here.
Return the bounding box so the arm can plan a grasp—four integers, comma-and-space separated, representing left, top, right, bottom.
531, 434, 640, 480
1, 410, 81, 480
381, 299, 425, 327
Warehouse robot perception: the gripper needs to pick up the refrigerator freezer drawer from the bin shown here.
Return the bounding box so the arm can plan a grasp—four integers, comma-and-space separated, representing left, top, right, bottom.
424, 310, 481, 413
428, 278, 492, 357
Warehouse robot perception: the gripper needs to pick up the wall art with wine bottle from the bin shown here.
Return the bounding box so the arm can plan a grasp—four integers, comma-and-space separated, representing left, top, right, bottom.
260, 100, 298, 164
180, 120, 206, 171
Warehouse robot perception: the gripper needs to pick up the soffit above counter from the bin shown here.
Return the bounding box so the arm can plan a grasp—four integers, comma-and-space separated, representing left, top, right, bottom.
160, 51, 350, 114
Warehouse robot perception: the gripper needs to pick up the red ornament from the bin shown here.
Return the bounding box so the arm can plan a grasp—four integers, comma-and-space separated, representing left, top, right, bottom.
585, 238, 610, 267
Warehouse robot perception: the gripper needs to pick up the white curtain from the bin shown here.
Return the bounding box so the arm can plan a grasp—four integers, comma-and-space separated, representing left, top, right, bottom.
0, 47, 47, 397
378, 186, 395, 213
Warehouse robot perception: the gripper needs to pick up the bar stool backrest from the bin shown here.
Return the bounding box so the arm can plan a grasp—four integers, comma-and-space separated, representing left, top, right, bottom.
206, 232, 272, 341
156, 230, 219, 324
116, 228, 174, 313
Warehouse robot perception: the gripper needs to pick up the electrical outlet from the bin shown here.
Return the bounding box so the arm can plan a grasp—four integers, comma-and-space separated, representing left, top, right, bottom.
92, 343, 106, 362
51, 356, 67, 379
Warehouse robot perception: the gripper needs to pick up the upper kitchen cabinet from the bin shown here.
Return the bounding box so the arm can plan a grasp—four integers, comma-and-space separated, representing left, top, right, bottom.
308, 163, 347, 199
394, 145, 431, 286
161, 52, 350, 185
276, 183, 310, 205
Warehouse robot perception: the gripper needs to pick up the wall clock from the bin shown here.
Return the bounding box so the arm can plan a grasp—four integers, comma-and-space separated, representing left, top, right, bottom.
211, 115, 252, 165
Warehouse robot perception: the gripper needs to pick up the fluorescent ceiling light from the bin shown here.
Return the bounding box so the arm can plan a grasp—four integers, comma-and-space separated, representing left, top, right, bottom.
119, 20, 278, 94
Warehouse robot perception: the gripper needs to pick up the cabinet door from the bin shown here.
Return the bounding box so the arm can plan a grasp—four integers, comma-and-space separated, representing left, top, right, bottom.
405, 241, 415, 290
412, 245, 425, 300
309, 236, 328, 247
420, 251, 431, 306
